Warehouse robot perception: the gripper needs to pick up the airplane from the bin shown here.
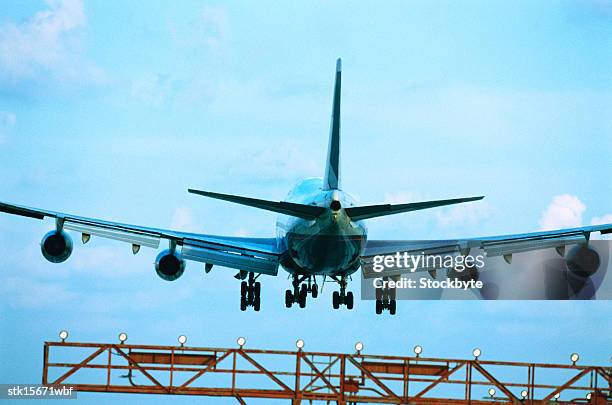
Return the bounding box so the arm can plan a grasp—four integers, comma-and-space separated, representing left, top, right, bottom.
1, 58, 610, 314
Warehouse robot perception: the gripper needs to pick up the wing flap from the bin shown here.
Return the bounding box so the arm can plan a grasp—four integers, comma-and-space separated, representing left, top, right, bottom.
182, 238, 279, 275
64, 221, 161, 249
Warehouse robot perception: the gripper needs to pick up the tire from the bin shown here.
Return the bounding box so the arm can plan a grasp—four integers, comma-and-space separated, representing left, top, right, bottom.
389, 299, 397, 315
254, 296, 261, 311
332, 291, 340, 309
254, 282, 261, 298
375, 299, 382, 315
240, 296, 247, 311
298, 293, 306, 308
346, 291, 354, 310
311, 284, 318, 298
240, 281, 248, 298
285, 290, 293, 308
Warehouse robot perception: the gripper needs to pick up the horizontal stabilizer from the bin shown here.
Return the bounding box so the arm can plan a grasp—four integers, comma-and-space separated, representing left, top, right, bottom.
188, 189, 325, 220
345, 196, 484, 221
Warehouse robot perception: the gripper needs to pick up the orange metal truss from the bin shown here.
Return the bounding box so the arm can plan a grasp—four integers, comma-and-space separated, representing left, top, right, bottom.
42, 341, 611, 404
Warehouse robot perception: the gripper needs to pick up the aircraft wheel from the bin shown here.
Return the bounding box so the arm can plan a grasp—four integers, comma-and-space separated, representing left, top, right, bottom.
332, 291, 340, 309
311, 284, 318, 298
240, 296, 247, 311
389, 299, 397, 315
254, 295, 261, 312
285, 290, 293, 308
241, 281, 248, 298
254, 281, 261, 298
375, 299, 383, 314
346, 291, 354, 310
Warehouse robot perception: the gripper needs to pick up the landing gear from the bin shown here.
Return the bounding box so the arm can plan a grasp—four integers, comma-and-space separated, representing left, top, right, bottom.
331, 275, 354, 310
375, 276, 396, 315
285, 275, 319, 308
240, 272, 261, 311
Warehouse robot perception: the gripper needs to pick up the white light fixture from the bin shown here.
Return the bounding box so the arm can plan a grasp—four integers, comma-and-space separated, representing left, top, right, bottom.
413, 345, 423, 358
355, 342, 364, 354
472, 348, 481, 360
521, 389, 528, 399
118, 332, 128, 344
488, 388, 496, 398
553, 392, 560, 400
59, 330, 69, 343
237, 337, 246, 348
178, 335, 187, 347
586, 392, 592, 400
570, 353, 579, 365
296, 339, 305, 350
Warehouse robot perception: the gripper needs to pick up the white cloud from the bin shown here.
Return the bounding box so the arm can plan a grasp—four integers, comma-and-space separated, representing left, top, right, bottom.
436, 201, 491, 229
170, 207, 198, 232
0, 276, 78, 308
538, 194, 585, 230
0, 0, 104, 87
591, 214, 612, 226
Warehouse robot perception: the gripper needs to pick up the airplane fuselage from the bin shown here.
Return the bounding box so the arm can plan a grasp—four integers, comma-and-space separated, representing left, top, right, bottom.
276, 178, 367, 276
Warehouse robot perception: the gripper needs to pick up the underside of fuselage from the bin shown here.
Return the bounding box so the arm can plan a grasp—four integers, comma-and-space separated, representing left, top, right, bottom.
276, 178, 367, 276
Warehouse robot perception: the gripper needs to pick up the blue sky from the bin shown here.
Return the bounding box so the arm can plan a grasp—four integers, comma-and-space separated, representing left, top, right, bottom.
0, 1, 611, 403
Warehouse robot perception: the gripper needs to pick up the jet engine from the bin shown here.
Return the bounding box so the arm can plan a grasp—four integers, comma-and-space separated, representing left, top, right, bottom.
566, 245, 600, 278
40, 230, 73, 263
155, 249, 185, 281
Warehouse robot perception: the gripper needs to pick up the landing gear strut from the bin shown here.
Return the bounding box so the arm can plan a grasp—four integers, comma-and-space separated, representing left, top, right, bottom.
285, 275, 318, 308
375, 276, 396, 315
240, 272, 261, 311
331, 275, 354, 310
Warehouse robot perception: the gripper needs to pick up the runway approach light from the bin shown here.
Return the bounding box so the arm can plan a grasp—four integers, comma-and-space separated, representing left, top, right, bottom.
488, 388, 496, 398
414, 345, 423, 358
472, 348, 481, 360
178, 335, 187, 347
59, 330, 68, 342
296, 339, 305, 350
521, 389, 528, 399
237, 337, 246, 348
355, 341, 364, 354
570, 353, 579, 365
118, 332, 128, 344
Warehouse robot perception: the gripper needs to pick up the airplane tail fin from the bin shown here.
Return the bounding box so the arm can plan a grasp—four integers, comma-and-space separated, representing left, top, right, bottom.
345, 196, 484, 221
188, 188, 325, 220
323, 58, 342, 190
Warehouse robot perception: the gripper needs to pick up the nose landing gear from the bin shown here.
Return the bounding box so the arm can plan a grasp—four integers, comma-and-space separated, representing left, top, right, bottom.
285, 275, 318, 308
331, 275, 354, 310
240, 272, 261, 311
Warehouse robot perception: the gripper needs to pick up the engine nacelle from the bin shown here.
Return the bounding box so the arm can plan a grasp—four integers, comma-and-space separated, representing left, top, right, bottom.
155, 249, 185, 281
566, 245, 600, 278
40, 230, 73, 263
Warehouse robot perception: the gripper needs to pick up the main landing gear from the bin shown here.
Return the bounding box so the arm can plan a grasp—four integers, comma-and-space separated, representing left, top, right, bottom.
285, 275, 318, 308
331, 275, 354, 310
375, 276, 396, 315
240, 272, 261, 312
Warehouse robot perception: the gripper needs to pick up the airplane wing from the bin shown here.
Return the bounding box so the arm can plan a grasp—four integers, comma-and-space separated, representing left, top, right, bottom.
0, 201, 282, 275
361, 223, 612, 278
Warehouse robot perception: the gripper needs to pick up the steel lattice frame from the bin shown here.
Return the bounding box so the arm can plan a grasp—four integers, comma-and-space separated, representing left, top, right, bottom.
42, 341, 611, 404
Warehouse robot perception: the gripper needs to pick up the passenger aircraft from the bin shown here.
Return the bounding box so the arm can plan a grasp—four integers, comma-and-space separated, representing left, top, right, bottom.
1, 59, 610, 314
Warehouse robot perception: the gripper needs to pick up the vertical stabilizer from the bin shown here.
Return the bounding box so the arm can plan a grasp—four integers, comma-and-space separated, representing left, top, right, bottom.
323, 58, 342, 190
